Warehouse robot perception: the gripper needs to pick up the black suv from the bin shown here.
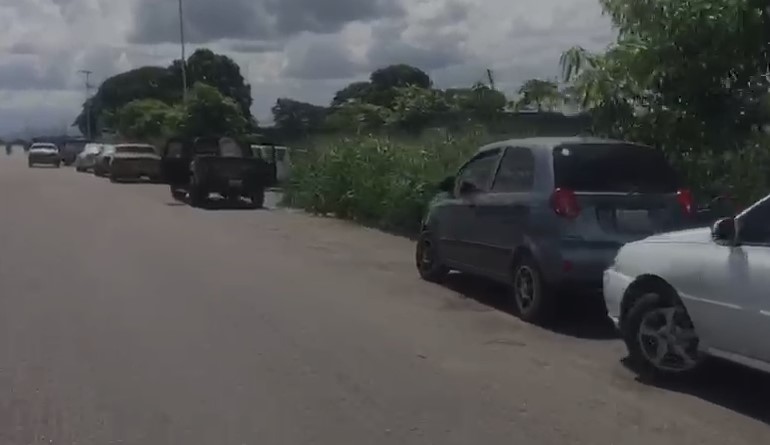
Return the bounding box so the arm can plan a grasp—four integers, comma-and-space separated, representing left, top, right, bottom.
161, 136, 276, 208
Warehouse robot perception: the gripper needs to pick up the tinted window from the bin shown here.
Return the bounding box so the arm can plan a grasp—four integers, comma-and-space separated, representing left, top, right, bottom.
739, 197, 770, 244
553, 143, 679, 193
455, 149, 501, 193
116, 146, 156, 154
493, 147, 535, 192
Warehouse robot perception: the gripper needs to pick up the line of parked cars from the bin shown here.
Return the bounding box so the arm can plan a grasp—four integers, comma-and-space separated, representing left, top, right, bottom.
33, 137, 282, 209
416, 136, 766, 380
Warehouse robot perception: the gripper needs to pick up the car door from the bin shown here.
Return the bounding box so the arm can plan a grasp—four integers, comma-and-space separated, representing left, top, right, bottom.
439, 148, 502, 272
693, 197, 770, 361
470, 146, 536, 280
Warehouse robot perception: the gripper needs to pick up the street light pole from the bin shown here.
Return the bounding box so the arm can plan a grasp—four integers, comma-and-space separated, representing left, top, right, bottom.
178, 0, 188, 103
78, 70, 93, 140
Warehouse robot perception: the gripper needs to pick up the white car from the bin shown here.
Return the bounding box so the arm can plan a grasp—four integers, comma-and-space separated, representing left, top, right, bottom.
74, 143, 104, 172
604, 194, 770, 377
28, 142, 61, 167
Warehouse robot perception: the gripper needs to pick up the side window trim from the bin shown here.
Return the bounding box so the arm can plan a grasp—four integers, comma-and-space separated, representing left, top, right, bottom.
454, 148, 502, 195
491, 145, 535, 193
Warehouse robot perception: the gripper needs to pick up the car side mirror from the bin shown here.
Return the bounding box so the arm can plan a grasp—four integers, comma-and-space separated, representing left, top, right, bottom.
438, 176, 455, 193
458, 180, 480, 195
712, 217, 738, 245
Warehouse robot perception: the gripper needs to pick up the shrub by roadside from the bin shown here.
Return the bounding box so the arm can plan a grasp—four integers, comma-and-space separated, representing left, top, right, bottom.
282, 129, 490, 235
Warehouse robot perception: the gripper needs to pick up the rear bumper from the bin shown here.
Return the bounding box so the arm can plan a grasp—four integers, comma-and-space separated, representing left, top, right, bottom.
29, 155, 60, 164
539, 240, 621, 292
111, 162, 161, 177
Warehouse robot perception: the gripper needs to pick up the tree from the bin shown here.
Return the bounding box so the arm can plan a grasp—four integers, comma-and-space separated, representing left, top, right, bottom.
115, 99, 182, 141
73, 66, 177, 135
177, 83, 249, 138
169, 49, 253, 118
560, 0, 770, 150
386, 85, 451, 132
271, 98, 328, 136
331, 82, 373, 107
370, 64, 432, 90
515, 79, 563, 111
324, 101, 390, 133
446, 83, 507, 120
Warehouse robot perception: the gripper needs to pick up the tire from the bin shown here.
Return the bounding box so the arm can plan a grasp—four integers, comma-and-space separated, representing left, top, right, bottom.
249, 188, 265, 209
109, 172, 119, 183
622, 292, 703, 379
189, 184, 206, 208
54, 162, 61, 168
76, 165, 85, 172
415, 231, 450, 283
511, 254, 553, 324
170, 185, 186, 201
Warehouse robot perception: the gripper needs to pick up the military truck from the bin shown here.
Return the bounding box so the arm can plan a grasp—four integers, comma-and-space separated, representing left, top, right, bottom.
161, 136, 276, 209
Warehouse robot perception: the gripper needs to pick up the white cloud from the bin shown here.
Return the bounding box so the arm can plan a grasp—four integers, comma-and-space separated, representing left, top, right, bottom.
0, 0, 614, 135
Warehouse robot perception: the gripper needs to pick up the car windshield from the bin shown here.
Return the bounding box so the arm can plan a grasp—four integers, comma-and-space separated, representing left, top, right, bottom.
552, 143, 679, 193
116, 145, 155, 154
83, 144, 102, 154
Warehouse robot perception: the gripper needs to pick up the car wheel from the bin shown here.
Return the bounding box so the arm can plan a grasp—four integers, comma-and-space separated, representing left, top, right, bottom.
189, 184, 206, 207
170, 185, 186, 201
249, 188, 265, 209
55, 162, 61, 168
511, 254, 553, 323
415, 231, 449, 283
28, 161, 33, 168
622, 292, 703, 378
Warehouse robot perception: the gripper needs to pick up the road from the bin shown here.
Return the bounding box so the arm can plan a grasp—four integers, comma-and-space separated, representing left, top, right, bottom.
0, 153, 768, 445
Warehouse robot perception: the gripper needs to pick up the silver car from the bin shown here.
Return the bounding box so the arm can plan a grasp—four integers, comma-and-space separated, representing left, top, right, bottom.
417, 137, 695, 323
604, 193, 770, 377
74, 143, 104, 172
28, 143, 61, 167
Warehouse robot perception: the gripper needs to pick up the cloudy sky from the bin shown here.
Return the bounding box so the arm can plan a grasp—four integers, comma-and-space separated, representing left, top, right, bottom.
0, 0, 614, 136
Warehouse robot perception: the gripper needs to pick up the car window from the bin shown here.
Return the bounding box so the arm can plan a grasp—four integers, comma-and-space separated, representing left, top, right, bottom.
739, 197, 770, 244
492, 146, 535, 192
219, 138, 244, 158
166, 142, 185, 158
455, 149, 501, 194
116, 145, 156, 154
553, 143, 679, 193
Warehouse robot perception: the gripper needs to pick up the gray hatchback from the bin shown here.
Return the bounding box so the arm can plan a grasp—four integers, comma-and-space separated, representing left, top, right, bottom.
416, 137, 695, 323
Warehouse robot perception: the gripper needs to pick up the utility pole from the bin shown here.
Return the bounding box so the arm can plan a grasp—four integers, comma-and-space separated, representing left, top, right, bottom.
78, 70, 93, 140
178, 0, 188, 103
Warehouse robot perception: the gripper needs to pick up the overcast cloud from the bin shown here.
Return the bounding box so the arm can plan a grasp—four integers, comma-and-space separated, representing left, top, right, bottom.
0, 0, 614, 136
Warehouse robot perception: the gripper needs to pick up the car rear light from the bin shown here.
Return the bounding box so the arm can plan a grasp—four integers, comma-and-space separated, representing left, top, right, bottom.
550, 188, 580, 219
676, 188, 694, 216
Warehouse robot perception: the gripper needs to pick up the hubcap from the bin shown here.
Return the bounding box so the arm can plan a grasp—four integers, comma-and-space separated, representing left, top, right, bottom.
514, 266, 536, 310
637, 304, 700, 372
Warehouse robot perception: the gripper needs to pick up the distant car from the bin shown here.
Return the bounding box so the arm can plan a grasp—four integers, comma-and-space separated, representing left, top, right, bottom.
107, 144, 161, 182
60, 139, 88, 165
416, 137, 695, 323
604, 193, 770, 377
74, 143, 104, 172
27, 143, 61, 168
93, 145, 116, 177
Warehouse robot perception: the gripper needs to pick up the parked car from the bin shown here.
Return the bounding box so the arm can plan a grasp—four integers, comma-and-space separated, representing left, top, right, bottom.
416, 137, 695, 323
74, 143, 104, 172
93, 145, 116, 177
162, 136, 276, 208
60, 139, 89, 165
27, 142, 61, 167
107, 144, 161, 182
604, 193, 770, 377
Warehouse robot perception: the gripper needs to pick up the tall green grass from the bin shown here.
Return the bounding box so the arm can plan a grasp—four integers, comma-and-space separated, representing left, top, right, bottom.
283, 129, 491, 235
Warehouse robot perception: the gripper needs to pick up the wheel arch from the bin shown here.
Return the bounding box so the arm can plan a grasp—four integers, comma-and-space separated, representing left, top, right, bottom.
620, 274, 680, 327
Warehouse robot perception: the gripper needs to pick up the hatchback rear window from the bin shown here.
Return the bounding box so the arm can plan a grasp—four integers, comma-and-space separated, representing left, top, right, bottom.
553, 143, 679, 193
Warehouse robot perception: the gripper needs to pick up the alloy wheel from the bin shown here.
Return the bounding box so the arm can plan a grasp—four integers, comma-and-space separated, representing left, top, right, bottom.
637, 305, 700, 373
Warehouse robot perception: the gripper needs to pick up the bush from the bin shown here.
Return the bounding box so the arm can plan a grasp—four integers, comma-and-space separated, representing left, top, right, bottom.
283, 129, 490, 235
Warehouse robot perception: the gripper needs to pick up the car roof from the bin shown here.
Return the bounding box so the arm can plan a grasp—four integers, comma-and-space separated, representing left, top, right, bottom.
31, 142, 57, 147
476, 136, 651, 155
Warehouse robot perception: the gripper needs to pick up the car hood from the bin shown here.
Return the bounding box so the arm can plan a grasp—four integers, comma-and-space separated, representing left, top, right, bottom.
112, 153, 160, 160
29, 149, 58, 155
640, 227, 712, 245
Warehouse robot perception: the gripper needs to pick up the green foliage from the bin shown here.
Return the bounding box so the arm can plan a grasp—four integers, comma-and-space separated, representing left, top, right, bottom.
283, 130, 489, 234
177, 83, 249, 138
75, 49, 252, 136
331, 82, 373, 107
115, 99, 181, 141
515, 79, 563, 111
271, 98, 328, 137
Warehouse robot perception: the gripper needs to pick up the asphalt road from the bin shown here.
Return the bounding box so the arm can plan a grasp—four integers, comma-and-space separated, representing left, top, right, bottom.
0, 153, 768, 444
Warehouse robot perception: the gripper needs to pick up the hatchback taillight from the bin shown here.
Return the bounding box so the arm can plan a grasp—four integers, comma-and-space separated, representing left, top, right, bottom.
676, 188, 694, 216
550, 188, 580, 219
